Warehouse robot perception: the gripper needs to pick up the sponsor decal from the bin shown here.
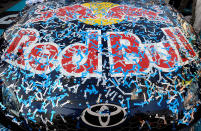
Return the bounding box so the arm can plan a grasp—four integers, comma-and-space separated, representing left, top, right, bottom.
27, 2, 172, 25
81, 103, 127, 127
3, 27, 197, 76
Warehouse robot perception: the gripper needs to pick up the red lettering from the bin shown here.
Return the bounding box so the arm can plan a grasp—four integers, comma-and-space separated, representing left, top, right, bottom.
4, 28, 39, 67
4, 27, 197, 76
163, 27, 197, 63
107, 32, 150, 76
60, 31, 101, 77
27, 43, 59, 74
148, 42, 179, 71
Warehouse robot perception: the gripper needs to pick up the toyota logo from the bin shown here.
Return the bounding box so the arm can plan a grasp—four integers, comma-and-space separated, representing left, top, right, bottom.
81, 104, 127, 128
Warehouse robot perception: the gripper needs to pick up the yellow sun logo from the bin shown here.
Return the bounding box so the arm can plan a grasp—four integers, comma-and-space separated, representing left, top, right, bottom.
80, 2, 123, 26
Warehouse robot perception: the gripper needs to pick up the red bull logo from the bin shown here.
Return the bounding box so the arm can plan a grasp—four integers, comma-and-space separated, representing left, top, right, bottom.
2, 2, 197, 77
3, 27, 197, 77
27, 2, 172, 25
29, 4, 97, 23
105, 5, 171, 23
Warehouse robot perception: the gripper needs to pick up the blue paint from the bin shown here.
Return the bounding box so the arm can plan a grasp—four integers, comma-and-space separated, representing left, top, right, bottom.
0, 29, 4, 35
7, 0, 26, 11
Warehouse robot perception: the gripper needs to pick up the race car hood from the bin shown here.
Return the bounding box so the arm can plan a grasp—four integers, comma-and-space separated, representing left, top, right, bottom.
0, 0, 200, 129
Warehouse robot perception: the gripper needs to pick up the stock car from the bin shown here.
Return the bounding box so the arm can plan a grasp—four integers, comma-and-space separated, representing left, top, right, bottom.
0, 0, 201, 130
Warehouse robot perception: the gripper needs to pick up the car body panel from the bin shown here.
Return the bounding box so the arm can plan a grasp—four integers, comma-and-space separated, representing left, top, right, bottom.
0, 0, 200, 130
